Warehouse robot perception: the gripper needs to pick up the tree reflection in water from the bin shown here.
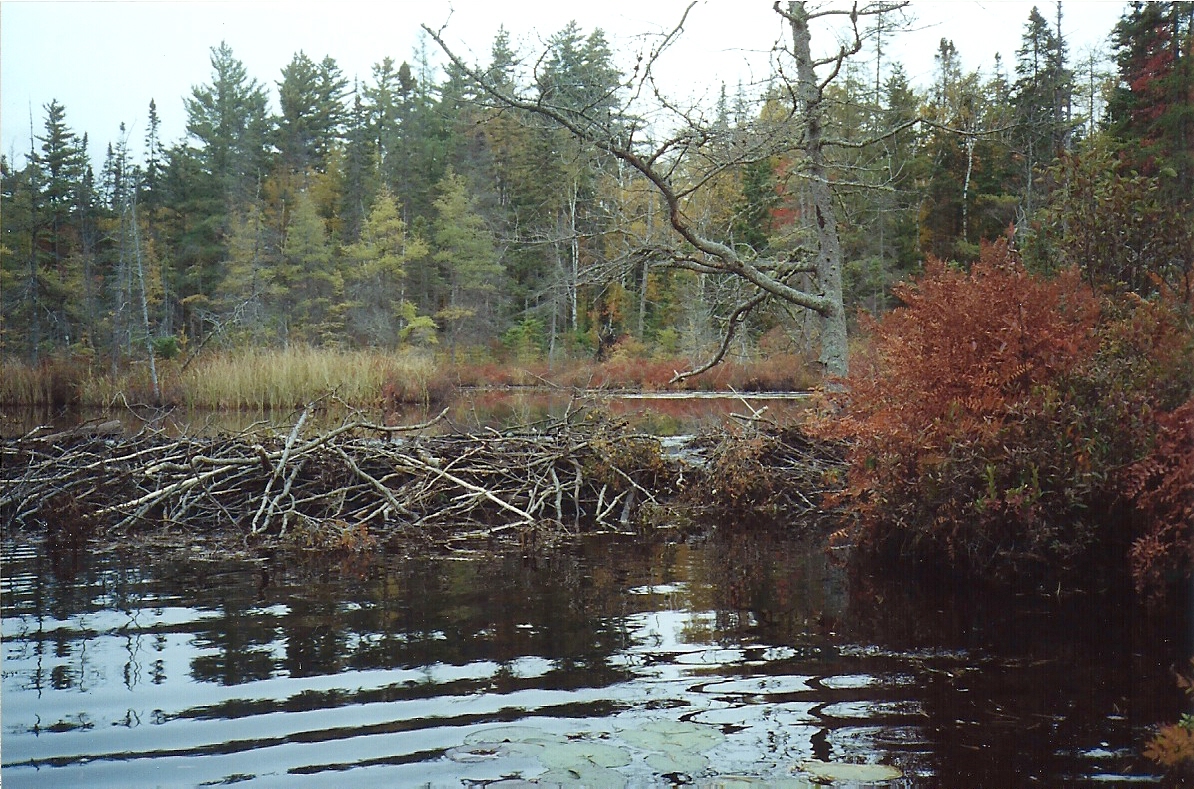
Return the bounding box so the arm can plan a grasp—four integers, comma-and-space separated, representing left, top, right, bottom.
1, 532, 1182, 786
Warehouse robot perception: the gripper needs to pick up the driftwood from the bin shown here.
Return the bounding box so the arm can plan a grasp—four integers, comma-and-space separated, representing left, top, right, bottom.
1, 406, 678, 547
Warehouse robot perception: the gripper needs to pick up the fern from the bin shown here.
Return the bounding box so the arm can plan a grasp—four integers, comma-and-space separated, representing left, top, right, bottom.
823, 236, 1193, 590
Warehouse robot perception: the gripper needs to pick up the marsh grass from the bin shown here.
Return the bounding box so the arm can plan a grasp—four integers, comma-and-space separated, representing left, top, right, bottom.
0, 355, 115, 407
180, 346, 443, 410
450, 352, 818, 392
2, 345, 818, 411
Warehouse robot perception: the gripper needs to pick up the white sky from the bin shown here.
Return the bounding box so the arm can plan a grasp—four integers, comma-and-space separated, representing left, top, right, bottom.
1, 0, 1127, 169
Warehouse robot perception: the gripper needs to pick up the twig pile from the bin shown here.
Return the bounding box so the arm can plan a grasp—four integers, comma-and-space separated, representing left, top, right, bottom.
686, 418, 848, 523
1, 407, 677, 545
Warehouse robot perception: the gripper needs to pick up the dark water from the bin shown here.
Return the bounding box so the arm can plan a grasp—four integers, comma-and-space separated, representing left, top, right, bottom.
2, 532, 1185, 787
1, 390, 812, 440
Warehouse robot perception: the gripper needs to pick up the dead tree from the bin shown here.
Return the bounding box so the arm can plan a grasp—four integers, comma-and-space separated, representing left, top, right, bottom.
424, 1, 908, 381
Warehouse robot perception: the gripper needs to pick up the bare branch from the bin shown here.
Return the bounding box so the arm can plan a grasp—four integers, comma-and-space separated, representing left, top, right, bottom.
671, 291, 770, 384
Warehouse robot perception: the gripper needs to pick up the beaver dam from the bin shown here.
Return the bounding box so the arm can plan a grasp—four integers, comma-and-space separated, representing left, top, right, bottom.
2, 404, 1184, 787
1, 404, 846, 554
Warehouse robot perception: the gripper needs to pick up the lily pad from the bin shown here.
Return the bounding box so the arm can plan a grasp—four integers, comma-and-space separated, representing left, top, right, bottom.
448, 740, 546, 763
446, 743, 516, 763
463, 725, 565, 746
646, 750, 708, 774
618, 719, 725, 753
537, 740, 633, 770
536, 764, 625, 787
798, 760, 903, 783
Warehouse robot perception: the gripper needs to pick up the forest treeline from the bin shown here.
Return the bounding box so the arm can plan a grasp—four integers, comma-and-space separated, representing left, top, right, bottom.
1, 3, 1191, 376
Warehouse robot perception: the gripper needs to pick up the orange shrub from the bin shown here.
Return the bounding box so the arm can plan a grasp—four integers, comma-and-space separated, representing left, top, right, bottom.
827, 239, 1114, 585
827, 236, 1194, 592
1122, 399, 1194, 596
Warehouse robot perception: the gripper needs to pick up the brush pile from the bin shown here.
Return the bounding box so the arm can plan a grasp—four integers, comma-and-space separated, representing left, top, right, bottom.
683, 419, 848, 527
1, 407, 678, 548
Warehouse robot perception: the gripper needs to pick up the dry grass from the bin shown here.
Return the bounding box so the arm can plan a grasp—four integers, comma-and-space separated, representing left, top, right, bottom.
451, 352, 818, 393
180, 346, 444, 410
2, 346, 819, 411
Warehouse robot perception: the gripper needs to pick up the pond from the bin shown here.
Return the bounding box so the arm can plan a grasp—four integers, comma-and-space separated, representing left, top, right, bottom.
2, 530, 1184, 787
0, 389, 814, 440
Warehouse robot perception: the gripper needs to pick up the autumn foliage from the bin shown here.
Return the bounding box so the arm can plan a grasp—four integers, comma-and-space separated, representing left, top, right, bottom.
826, 238, 1194, 591
1145, 659, 1194, 774
1122, 399, 1194, 595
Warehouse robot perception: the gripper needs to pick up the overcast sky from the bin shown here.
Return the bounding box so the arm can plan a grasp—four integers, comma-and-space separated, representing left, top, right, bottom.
1, 1, 1128, 169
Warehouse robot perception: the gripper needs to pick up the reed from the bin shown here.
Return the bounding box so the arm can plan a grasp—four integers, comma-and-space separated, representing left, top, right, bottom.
2, 345, 818, 411
0, 355, 96, 407
180, 346, 442, 410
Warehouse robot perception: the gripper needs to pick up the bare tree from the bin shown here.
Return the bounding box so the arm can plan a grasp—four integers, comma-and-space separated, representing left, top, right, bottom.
424, 1, 908, 380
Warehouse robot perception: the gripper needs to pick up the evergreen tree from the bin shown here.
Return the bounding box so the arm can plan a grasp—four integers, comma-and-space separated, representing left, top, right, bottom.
185, 41, 273, 206
277, 190, 340, 343
432, 169, 502, 358
732, 157, 779, 254
343, 188, 430, 345
338, 89, 378, 244
141, 99, 167, 207
276, 52, 348, 175
537, 23, 622, 136
1011, 5, 1073, 217
178, 42, 273, 329
1107, 1, 1194, 202
23, 100, 91, 353
0, 156, 42, 357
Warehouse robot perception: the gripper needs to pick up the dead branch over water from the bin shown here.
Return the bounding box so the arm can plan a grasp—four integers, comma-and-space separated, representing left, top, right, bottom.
1, 405, 845, 550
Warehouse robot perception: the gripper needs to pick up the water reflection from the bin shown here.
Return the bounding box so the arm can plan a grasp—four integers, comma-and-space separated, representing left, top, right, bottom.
2, 389, 811, 439
1, 533, 1183, 786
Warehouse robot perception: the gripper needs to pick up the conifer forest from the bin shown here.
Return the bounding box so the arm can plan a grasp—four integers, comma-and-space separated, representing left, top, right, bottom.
3, 2, 1187, 377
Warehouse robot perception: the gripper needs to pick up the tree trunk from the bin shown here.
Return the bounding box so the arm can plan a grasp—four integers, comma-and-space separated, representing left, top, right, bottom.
788, 1, 848, 378
130, 200, 161, 404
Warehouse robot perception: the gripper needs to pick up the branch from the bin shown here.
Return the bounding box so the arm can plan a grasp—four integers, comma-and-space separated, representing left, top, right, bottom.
421, 23, 836, 317
671, 291, 769, 384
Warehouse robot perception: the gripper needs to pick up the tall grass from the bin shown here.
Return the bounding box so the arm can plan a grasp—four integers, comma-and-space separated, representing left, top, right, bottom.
0, 355, 113, 407
180, 346, 444, 410
2, 345, 819, 412
450, 352, 818, 392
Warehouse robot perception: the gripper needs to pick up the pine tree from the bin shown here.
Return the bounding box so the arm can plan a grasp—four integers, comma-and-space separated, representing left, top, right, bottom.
185, 41, 273, 206
276, 190, 341, 343
343, 188, 430, 345
276, 52, 348, 175
432, 169, 502, 359
1012, 5, 1073, 218
1107, 1, 1193, 202
177, 42, 273, 332
141, 99, 167, 207
25, 100, 90, 353
338, 89, 378, 245
0, 156, 41, 357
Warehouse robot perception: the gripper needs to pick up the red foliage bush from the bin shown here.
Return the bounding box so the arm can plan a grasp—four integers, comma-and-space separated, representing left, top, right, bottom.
821, 237, 1194, 587
1122, 399, 1194, 596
